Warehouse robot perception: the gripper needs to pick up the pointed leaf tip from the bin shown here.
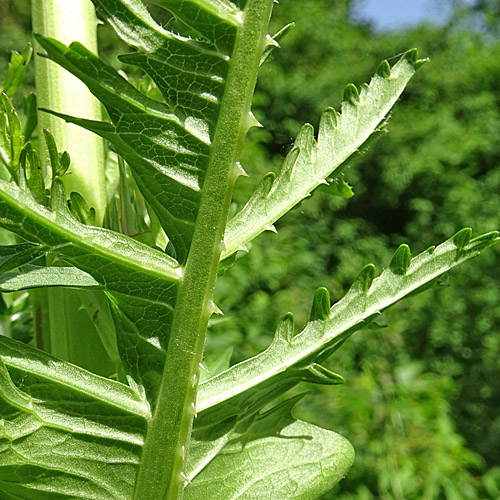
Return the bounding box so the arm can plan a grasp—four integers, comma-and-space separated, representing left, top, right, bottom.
343, 83, 360, 105
60, 150, 71, 172
275, 312, 295, 344
453, 228, 472, 250
471, 231, 500, 247
377, 60, 391, 78
320, 106, 339, 130
404, 48, 429, 69
262, 172, 276, 197
390, 244, 411, 275
295, 123, 315, 151
307, 363, 345, 385
356, 263, 376, 293
310, 287, 331, 321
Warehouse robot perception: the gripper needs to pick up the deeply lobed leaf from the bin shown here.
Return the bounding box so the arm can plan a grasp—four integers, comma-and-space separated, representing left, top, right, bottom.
35, 0, 244, 264
223, 51, 428, 258
197, 230, 499, 415
0, 336, 147, 500
0, 179, 181, 404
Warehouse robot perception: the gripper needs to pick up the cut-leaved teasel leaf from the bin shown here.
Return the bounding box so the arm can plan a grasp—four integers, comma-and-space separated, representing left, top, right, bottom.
223, 50, 428, 258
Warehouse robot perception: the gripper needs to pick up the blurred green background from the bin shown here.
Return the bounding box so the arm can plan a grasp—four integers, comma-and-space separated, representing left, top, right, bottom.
2, 0, 500, 498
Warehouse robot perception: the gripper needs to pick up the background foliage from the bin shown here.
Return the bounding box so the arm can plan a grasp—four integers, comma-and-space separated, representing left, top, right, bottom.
1, 0, 499, 498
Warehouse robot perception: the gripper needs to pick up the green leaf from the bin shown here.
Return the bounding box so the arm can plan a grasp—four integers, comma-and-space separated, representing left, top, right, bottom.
0, 178, 181, 404
185, 397, 353, 499
69, 191, 96, 225
22, 1, 279, 497
0, 93, 23, 182
2, 44, 33, 97
43, 128, 69, 179
34, 0, 245, 264
222, 51, 429, 258
0, 336, 352, 500
0, 266, 100, 292
22, 93, 37, 141
0, 336, 147, 500
197, 230, 500, 414
24, 148, 46, 205
0, 243, 45, 273
186, 420, 353, 499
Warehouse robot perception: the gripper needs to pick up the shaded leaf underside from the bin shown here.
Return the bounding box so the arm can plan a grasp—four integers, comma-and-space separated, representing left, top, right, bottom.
36, 0, 241, 265
0, 0, 489, 498
0, 229, 496, 499
0, 180, 180, 405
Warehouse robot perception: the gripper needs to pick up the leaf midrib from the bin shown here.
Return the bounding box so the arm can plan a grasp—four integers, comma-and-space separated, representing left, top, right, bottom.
0, 180, 182, 284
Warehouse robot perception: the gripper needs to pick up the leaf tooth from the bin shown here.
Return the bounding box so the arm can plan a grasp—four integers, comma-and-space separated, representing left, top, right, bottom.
404, 48, 429, 70
318, 107, 338, 147
43, 128, 59, 172
217, 239, 227, 255
359, 83, 370, 99
295, 123, 315, 157
354, 263, 376, 293
51, 178, 69, 214
265, 33, 280, 49
59, 151, 71, 172
245, 172, 275, 206
321, 106, 338, 130
305, 363, 345, 385
261, 172, 276, 198
452, 227, 472, 250
275, 312, 295, 344
232, 161, 248, 179
469, 231, 500, 251
265, 224, 277, 233
260, 22, 296, 65
326, 176, 355, 198
180, 471, 191, 485
25, 148, 45, 204
376, 60, 391, 78
309, 287, 331, 321
390, 244, 412, 275
243, 110, 262, 133
281, 147, 300, 181
343, 83, 360, 105
209, 300, 224, 316
426, 245, 436, 254
68, 192, 95, 225
17, 145, 28, 190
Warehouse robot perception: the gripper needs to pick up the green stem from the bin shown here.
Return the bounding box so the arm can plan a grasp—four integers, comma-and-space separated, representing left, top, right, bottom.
31, 0, 113, 375
132, 1, 274, 499
31, 0, 106, 223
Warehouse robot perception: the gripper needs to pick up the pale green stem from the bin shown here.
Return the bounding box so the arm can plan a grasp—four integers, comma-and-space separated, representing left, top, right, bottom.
31, 0, 106, 223
31, 0, 113, 375
132, 1, 275, 499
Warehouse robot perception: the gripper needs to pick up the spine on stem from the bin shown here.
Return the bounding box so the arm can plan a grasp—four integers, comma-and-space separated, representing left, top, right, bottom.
132, 1, 275, 499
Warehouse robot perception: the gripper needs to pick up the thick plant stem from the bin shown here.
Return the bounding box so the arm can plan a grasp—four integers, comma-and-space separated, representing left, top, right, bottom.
132, 1, 275, 499
31, 0, 112, 374
31, 0, 106, 223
